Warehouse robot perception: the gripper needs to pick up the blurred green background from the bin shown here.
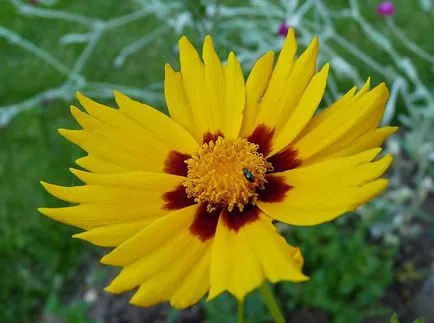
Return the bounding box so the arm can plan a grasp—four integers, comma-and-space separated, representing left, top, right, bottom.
1, 0, 433, 322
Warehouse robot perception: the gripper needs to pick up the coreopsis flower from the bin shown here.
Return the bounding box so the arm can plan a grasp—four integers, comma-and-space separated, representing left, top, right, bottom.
39, 29, 396, 309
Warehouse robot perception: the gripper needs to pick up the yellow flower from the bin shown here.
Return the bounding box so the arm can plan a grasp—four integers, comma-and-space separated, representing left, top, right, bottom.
39, 30, 396, 309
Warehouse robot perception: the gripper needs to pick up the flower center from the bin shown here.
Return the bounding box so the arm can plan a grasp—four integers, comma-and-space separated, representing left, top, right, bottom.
184, 136, 273, 212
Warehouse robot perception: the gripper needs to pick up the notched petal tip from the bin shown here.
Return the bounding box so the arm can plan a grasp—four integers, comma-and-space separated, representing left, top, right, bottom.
263, 50, 275, 61
169, 299, 191, 310
379, 82, 390, 97
113, 89, 127, 102
129, 295, 142, 307
69, 167, 89, 183
39, 180, 54, 192
76, 91, 87, 103
389, 126, 399, 134
104, 283, 123, 295
204, 34, 213, 44
37, 207, 63, 222
309, 36, 320, 51
37, 207, 49, 215
317, 63, 330, 80
203, 35, 219, 61
321, 62, 330, 72
57, 128, 71, 137
57, 129, 82, 145
71, 232, 83, 239
178, 35, 194, 50
69, 105, 80, 114
164, 63, 174, 73
285, 27, 296, 39
113, 89, 123, 98
227, 51, 242, 68
99, 254, 113, 265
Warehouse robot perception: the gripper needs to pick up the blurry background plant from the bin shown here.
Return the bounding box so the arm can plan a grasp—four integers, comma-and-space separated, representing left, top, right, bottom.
0, 0, 433, 322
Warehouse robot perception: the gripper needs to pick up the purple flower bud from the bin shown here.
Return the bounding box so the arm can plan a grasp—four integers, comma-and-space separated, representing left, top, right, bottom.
377, 1, 395, 16
277, 22, 290, 37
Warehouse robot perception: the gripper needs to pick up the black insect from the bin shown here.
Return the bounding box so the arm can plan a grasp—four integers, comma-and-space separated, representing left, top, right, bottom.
242, 168, 255, 183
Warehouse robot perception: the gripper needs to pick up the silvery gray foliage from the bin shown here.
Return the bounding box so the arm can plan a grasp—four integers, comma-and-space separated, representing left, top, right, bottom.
1, 0, 432, 240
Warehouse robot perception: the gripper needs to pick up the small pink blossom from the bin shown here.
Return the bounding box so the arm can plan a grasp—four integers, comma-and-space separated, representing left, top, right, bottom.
377, 1, 395, 16
277, 22, 290, 37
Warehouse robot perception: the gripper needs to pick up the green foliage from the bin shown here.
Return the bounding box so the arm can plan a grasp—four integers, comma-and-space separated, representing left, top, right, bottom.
283, 216, 397, 323
0, 105, 85, 322
391, 313, 424, 323
45, 291, 94, 323
202, 290, 270, 323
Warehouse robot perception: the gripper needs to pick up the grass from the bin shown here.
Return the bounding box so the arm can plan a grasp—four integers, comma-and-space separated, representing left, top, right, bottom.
0, 1, 177, 321
0, 0, 433, 322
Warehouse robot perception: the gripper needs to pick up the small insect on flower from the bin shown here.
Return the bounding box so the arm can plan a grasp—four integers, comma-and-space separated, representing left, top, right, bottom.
242, 167, 255, 182
39, 29, 396, 310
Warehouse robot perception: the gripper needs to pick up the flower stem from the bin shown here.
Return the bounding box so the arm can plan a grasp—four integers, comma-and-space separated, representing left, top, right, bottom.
237, 300, 245, 323
260, 283, 286, 323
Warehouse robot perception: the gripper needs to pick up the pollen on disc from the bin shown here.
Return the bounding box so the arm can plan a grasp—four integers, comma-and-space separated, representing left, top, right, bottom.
183, 136, 272, 212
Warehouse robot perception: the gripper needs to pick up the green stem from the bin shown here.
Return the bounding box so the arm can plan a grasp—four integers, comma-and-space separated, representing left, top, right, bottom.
237, 300, 245, 323
260, 283, 286, 323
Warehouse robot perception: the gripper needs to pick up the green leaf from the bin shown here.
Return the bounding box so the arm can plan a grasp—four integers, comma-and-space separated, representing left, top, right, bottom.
390, 313, 400, 323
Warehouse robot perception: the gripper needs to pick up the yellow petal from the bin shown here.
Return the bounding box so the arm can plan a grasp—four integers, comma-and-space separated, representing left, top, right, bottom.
40, 172, 182, 203
280, 179, 388, 208
129, 240, 209, 308
300, 78, 370, 138
322, 127, 398, 159
295, 86, 357, 140
75, 155, 130, 174
70, 105, 100, 130
59, 128, 152, 171
101, 205, 199, 266
258, 179, 388, 225
259, 207, 349, 227
114, 90, 198, 152
274, 37, 320, 130
208, 213, 263, 301
280, 148, 382, 183
254, 29, 297, 128
208, 212, 307, 301
73, 220, 154, 247
39, 172, 183, 229
324, 155, 392, 189
71, 92, 198, 173
102, 204, 212, 309
271, 63, 329, 155
293, 83, 389, 161
286, 155, 392, 191
164, 64, 195, 138
239, 51, 274, 137
69, 168, 184, 186
207, 210, 234, 300
244, 215, 308, 283
105, 229, 193, 293
170, 248, 211, 309
179, 36, 209, 136
203, 35, 225, 132
224, 52, 245, 138
38, 204, 160, 229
